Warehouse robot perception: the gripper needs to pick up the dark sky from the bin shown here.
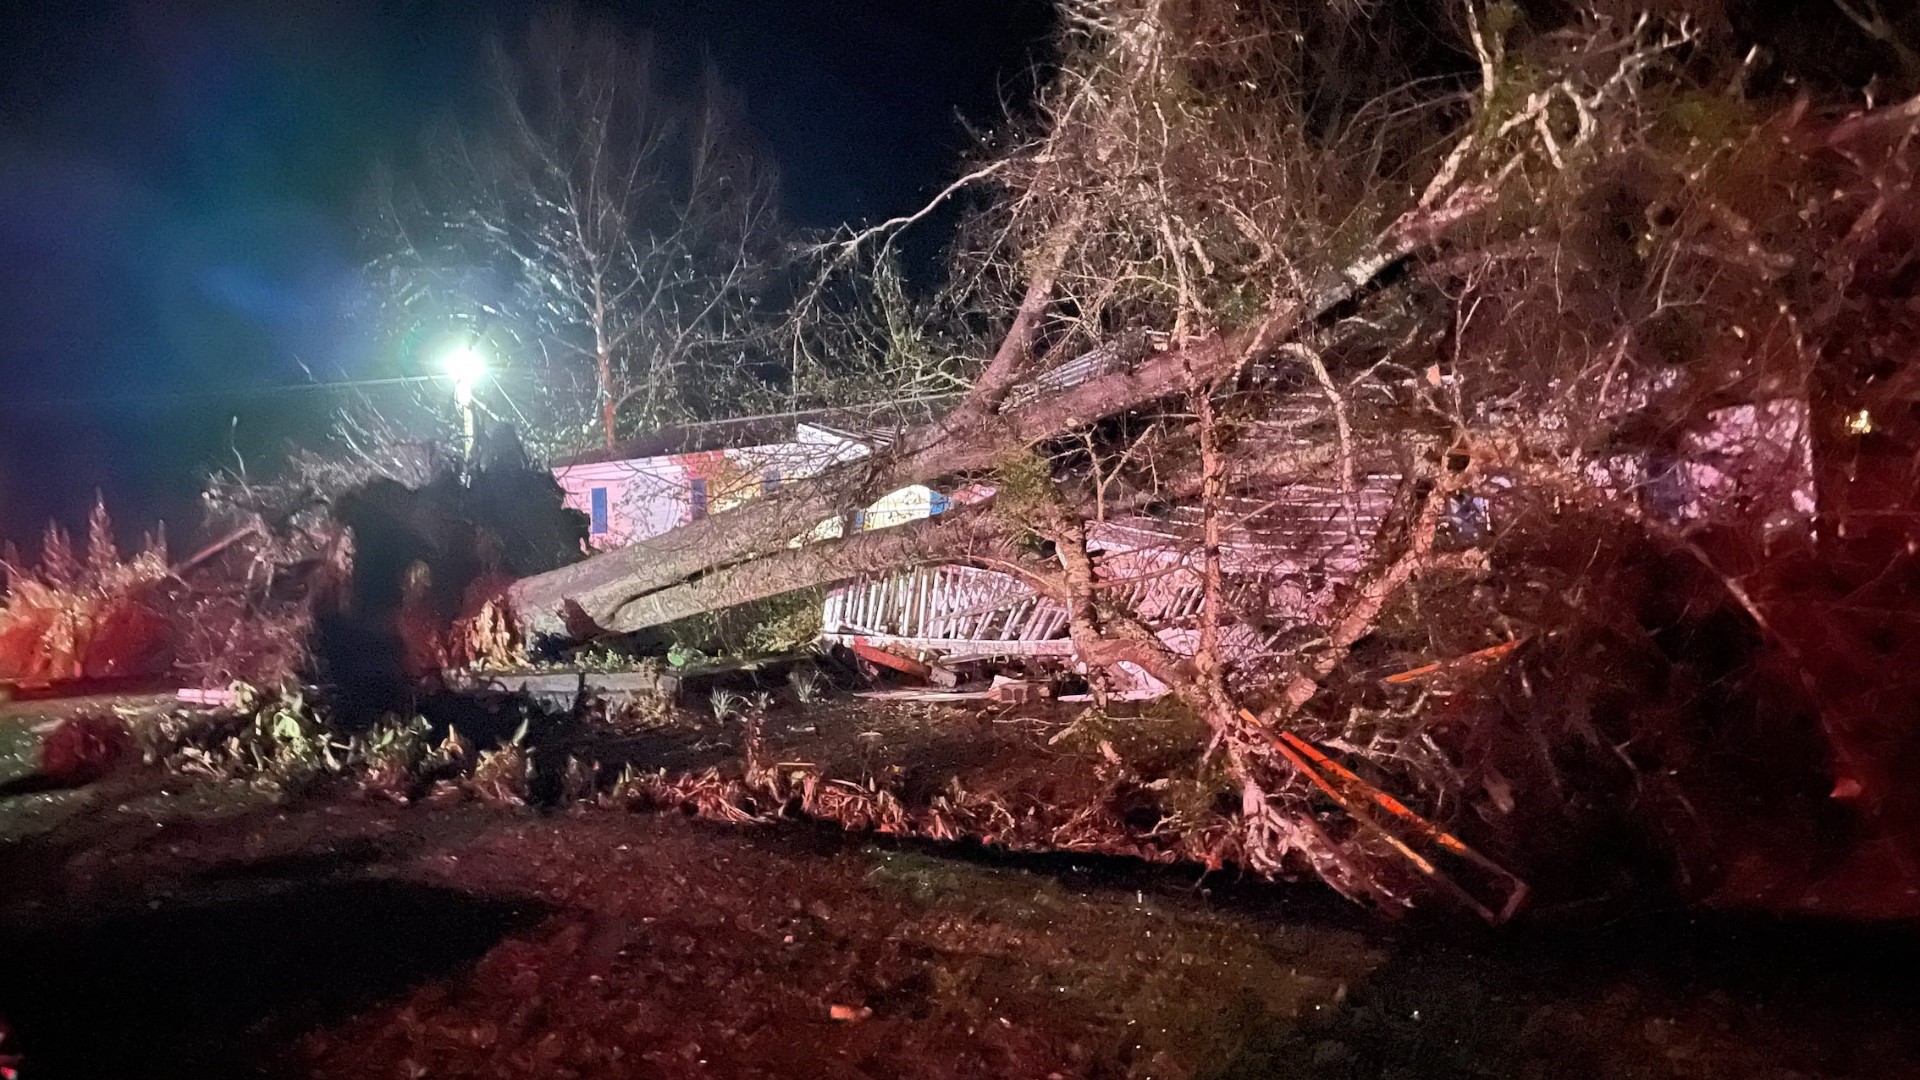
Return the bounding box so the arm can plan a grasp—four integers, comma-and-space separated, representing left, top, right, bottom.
0, 0, 1052, 547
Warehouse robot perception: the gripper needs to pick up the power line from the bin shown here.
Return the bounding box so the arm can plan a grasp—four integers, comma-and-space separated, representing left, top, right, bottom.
11, 374, 456, 411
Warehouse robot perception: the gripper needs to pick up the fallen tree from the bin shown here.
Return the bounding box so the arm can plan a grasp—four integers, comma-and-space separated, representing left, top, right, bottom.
495, 0, 1920, 917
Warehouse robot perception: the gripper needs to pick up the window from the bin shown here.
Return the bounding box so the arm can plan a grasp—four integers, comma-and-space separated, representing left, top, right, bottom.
1445, 492, 1489, 543
588, 487, 609, 536
689, 477, 709, 520
762, 469, 783, 494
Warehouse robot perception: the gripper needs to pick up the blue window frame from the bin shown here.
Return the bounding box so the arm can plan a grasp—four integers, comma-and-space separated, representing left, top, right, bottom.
589, 487, 609, 535
689, 478, 709, 520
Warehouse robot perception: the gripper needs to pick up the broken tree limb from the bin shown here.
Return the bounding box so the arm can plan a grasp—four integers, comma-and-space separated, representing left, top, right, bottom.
537, 440, 1371, 641
962, 202, 1087, 412
1044, 510, 1201, 695
508, 343, 1239, 637
170, 522, 264, 578
508, 327, 1276, 637
512, 323, 1349, 638
1274, 728, 1530, 923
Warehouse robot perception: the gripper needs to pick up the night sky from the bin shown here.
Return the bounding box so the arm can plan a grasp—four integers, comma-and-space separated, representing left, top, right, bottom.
0, 0, 1052, 548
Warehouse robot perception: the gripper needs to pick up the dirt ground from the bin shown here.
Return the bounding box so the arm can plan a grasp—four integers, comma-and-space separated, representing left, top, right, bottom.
3, 703, 1920, 1080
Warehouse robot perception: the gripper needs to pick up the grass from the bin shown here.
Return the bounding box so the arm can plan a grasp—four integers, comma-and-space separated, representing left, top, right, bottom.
0, 714, 84, 840
0, 714, 36, 785
863, 847, 1382, 1078
0, 703, 276, 841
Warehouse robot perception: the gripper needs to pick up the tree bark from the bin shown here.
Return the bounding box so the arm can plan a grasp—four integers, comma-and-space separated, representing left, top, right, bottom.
595, 285, 617, 449
585, 505, 1020, 635
962, 205, 1085, 411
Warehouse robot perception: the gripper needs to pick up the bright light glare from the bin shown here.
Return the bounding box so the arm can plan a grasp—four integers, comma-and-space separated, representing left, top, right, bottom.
442, 344, 487, 384
440, 344, 487, 405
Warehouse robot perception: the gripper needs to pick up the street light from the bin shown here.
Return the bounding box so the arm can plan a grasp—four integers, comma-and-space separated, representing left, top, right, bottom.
442, 344, 487, 404
439, 343, 487, 465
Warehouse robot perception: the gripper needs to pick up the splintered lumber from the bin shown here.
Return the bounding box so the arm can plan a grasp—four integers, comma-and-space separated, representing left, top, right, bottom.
456, 668, 681, 703
854, 687, 992, 703
989, 677, 1050, 704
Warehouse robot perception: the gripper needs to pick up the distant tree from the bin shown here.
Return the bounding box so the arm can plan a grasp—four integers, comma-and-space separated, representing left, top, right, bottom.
370, 8, 782, 455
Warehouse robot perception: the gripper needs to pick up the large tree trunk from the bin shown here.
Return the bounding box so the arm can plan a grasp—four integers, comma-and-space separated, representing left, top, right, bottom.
583, 505, 1019, 635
